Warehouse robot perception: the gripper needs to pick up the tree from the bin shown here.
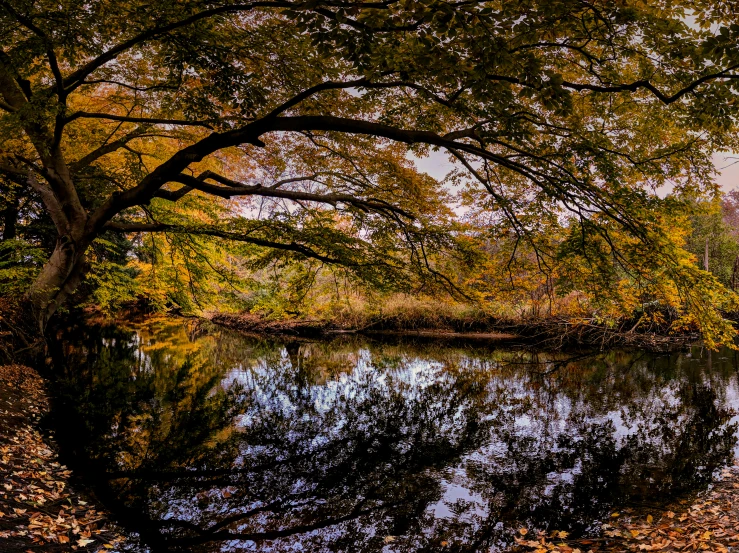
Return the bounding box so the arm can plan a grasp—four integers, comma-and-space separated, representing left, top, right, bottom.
1, 0, 739, 333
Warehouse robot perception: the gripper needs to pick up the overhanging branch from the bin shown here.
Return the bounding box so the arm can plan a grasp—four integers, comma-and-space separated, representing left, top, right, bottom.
64, 112, 215, 129
164, 171, 414, 218
103, 221, 345, 264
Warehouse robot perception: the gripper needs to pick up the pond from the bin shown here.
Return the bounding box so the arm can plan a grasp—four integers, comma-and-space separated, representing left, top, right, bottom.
48, 315, 739, 553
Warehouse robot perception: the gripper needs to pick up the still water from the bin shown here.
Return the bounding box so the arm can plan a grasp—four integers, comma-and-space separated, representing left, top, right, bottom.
49, 316, 739, 552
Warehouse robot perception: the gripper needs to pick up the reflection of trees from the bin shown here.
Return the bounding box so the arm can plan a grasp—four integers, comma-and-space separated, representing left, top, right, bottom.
51, 320, 738, 553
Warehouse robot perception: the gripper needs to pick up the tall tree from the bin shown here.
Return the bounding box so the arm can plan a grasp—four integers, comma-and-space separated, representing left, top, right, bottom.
1, 0, 738, 331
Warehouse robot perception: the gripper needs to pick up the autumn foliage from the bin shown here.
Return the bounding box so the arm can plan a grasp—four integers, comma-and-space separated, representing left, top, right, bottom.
0, 0, 739, 345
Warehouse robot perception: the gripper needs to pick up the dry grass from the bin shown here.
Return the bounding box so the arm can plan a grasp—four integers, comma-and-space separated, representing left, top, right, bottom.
309, 293, 498, 331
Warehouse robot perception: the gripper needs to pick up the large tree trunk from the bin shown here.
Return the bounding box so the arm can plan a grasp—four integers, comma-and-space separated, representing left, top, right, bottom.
26, 234, 89, 332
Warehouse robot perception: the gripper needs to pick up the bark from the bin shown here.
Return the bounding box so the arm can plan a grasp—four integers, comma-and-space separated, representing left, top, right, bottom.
25, 234, 89, 331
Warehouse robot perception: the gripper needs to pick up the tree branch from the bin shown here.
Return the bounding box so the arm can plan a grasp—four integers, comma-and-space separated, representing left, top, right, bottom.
61, 2, 292, 92
64, 111, 215, 129
487, 65, 739, 105
26, 171, 68, 234
86, 114, 570, 233
70, 126, 154, 173
104, 221, 346, 264
167, 170, 414, 218
0, 0, 64, 93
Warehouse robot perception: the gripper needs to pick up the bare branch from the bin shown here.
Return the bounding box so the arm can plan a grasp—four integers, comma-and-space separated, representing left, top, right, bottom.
262, 78, 372, 119
79, 79, 181, 92
487, 65, 739, 105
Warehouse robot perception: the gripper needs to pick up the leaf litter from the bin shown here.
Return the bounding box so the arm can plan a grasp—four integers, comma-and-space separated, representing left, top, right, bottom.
0, 364, 127, 552
513, 464, 739, 553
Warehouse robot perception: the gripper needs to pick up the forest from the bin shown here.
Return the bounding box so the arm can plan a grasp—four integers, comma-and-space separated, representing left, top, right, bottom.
1, 0, 739, 347
3, 1, 739, 552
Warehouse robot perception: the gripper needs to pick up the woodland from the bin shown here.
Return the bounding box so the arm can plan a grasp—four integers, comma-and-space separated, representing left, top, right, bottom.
5, 2, 739, 552
2, 0, 739, 345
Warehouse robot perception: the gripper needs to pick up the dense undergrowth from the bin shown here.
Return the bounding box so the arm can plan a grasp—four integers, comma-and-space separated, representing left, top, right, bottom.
208, 292, 710, 352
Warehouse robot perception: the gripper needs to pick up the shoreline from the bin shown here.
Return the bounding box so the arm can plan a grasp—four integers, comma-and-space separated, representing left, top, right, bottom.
0, 364, 130, 553
514, 464, 739, 553
207, 312, 702, 352
4, 358, 739, 553
0, 323, 736, 553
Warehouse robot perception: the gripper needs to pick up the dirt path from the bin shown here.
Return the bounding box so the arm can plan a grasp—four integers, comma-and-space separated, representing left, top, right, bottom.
0, 364, 127, 553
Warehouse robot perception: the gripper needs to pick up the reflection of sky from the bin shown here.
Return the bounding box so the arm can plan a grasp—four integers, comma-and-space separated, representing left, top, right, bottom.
220, 344, 739, 530
725, 379, 739, 456
94, 325, 739, 553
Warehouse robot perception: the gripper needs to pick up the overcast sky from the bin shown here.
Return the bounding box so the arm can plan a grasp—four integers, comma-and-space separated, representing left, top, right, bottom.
413, 150, 739, 193
714, 152, 739, 191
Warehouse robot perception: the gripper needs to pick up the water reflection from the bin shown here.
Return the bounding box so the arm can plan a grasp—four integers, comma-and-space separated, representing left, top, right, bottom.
50, 317, 739, 552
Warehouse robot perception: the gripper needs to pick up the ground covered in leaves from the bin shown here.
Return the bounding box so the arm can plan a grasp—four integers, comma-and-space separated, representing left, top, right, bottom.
515, 465, 739, 553
0, 364, 128, 553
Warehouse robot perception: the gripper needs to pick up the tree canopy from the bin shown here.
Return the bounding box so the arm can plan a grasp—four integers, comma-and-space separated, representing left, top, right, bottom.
1, 0, 739, 341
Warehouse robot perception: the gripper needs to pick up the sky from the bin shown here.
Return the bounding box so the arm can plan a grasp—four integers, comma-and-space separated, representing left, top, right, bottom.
413, 150, 739, 193
714, 152, 739, 191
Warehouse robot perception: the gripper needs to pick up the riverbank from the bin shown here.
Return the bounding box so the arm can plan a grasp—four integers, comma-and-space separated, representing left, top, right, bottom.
2, 315, 739, 553
0, 364, 126, 552
208, 311, 701, 352
515, 464, 739, 553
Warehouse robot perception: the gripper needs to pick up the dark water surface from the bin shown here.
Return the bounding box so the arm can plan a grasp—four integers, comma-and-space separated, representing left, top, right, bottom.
49, 316, 739, 552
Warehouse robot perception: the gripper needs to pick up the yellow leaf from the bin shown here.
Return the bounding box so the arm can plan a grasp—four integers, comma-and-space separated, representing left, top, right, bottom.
557, 531, 569, 539
611, 512, 620, 518
77, 538, 94, 546
646, 514, 653, 524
